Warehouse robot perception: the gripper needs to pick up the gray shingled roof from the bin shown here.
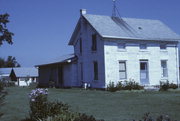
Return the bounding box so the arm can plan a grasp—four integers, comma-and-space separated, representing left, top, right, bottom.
0, 68, 12, 75
36, 54, 76, 67
12, 67, 38, 77
82, 14, 180, 41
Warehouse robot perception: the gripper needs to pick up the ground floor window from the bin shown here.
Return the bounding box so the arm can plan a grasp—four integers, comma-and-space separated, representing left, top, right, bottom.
93, 61, 98, 80
161, 60, 168, 77
119, 61, 127, 79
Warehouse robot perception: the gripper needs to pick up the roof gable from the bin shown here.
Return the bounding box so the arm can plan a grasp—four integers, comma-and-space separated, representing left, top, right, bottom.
12, 67, 38, 77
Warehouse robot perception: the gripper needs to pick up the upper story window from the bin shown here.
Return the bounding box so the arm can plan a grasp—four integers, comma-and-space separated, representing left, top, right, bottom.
91, 34, 97, 51
80, 38, 82, 54
140, 44, 147, 49
160, 44, 167, 50
118, 43, 126, 50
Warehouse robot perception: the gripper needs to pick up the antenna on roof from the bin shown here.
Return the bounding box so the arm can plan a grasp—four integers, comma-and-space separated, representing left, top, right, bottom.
112, 0, 121, 18
112, 0, 116, 17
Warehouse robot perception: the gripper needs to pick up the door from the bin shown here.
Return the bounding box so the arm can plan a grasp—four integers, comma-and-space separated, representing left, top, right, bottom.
140, 61, 149, 85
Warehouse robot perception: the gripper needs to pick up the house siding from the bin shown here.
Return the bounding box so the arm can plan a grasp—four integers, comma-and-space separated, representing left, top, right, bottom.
74, 17, 105, 88
104, 40, 179, 86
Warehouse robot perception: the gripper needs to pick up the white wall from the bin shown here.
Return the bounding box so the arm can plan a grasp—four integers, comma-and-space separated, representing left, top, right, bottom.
104, 40, 179, 86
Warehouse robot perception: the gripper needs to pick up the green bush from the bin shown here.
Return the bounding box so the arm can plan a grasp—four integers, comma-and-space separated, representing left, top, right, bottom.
23, 88, 104, 121
107, 80, 144, 92
137, 112, 177, 121
106, 81, 117, 92
123, 80, 144, 90
159, 80, 178, 91
74, 113, 104, 121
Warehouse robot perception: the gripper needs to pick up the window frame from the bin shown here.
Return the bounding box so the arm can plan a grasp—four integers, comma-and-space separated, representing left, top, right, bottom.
93, 61, 98, 80
79, 38, 82, 54
161, 60, 168, 78
117, 43, 126, 50
160, 44, 167, 50
91, 34, 97, 51
119, 61, 127, 80
139, 43, 147, 50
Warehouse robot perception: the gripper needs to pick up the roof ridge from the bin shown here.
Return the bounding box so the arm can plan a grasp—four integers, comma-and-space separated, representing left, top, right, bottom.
83, 14, 160, 21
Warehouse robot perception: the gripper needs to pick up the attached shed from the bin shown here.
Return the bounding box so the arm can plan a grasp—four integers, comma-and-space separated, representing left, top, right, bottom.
36, 54, 78, 88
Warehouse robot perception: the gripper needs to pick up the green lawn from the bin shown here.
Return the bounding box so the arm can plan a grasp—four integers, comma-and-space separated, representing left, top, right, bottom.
0, 87, 180, 121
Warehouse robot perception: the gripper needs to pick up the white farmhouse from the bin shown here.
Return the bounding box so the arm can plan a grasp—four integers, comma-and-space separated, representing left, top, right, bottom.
37, 9, 180, 88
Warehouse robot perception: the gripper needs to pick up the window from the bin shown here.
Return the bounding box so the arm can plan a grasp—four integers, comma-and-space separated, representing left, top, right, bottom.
160, 44, 166, 50
119, 61, 127, 79
161, 60, 168, 77
80, 38, 82, 54
80, 63, 83, 80
92, 34, 97, 51
140, 44, 147, 49
93, 61, 98, 80
118, 43, 126, 49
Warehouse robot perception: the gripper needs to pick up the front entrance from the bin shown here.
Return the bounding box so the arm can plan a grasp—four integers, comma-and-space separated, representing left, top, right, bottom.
140, 61, 149, 85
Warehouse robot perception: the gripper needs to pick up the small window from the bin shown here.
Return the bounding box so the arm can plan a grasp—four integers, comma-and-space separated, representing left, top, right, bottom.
118, 43, 126, 49
140, 44, 147, 49
119, 61, 127, 79
92, 34, 97, 51
93, 61, 98, 80
161, 60, 168, 77
160, 44, 166, 50
80, 38, 82, 54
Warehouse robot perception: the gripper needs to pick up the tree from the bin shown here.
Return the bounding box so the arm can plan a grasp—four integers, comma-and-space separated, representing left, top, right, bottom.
0, 13, 14, 45
0, 56, 20, 68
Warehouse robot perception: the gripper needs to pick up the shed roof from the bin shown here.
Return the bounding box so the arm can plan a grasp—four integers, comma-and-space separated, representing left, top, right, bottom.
12, 67, 38, 77
69, 14, 180, 45
35, 54, 76, 67
0, 68, 12, 76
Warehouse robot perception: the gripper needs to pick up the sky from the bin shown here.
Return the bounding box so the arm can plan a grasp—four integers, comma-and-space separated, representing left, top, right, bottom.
0, 0, 180, 67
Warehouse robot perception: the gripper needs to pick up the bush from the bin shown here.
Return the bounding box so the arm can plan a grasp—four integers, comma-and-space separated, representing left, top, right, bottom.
107, 80, 144, 92
74, 113, 104, 121
24, 88, 104, 121
123, 80, 144, 90
137, 112, 177, 121
159, 80, 178, 91
107, 81, 117, 92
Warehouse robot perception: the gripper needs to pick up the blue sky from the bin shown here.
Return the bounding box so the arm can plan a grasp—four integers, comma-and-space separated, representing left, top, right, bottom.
0, 0, 180, 67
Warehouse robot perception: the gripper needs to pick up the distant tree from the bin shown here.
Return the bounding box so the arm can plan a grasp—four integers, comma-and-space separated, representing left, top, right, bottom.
0, 56, 20, 68
0, 13, 14, 45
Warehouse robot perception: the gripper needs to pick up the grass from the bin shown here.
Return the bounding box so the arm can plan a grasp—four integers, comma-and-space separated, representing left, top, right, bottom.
0, 87, 180, 121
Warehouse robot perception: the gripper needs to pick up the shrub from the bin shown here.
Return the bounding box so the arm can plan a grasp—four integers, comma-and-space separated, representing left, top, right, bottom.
159, 80, 178, 91
74, 113, 104, 121
106, 81, 117, 92
123, 80, 144, 90
29, 88, 48, 120
107, 80, 144, 92
137, 112, 177, 121
24, 88, 104, 121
